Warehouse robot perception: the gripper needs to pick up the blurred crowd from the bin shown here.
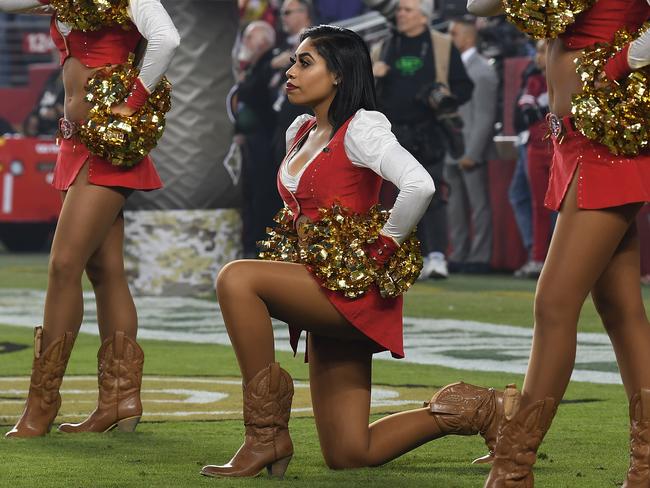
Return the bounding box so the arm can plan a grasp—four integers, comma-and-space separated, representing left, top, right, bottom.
0, 12, 64, 138
232, 0, 554, 279
0, 67, 64, 138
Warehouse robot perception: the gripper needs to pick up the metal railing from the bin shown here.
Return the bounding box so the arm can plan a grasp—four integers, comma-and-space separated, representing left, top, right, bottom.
0, 14, 53, 87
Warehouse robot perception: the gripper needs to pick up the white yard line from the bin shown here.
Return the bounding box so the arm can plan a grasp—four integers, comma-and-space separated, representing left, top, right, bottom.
0, 289, 620, 384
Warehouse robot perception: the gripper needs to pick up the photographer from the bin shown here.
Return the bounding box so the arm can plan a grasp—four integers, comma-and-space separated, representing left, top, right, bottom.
444, 17, 497, 274
372, 0, 473, 279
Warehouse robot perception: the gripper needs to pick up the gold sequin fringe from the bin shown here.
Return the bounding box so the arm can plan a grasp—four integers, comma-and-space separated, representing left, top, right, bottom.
80, 55, 172, 167
572, 23, 650, 156
502, 0, 596, 39
258, 204, 423, 299
50, 0, 130, 32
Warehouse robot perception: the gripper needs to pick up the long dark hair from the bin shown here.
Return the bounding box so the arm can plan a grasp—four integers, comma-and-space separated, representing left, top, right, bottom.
299, 25, 377, 134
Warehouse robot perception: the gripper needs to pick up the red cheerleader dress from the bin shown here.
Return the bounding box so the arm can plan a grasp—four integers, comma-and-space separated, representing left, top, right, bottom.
49, 16, 162, 191
545, 0, 650, 210
278, 116, 405, 358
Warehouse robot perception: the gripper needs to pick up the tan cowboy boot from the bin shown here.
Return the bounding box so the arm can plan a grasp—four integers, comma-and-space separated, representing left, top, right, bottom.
201, 362, 294, 478
58, 331, 143, 433
426, 381, 510, 464
623, 388, 650, 488
484, 386, 557, 488
6, 327, 75, 438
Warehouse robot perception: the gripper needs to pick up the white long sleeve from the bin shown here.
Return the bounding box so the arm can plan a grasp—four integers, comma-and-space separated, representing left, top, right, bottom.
285, 113, 313, 153
128, 0, 180, 91
0, 0, 49, 13
345, 110, 435, 244
628, 27, 650, 70
466, 0, 504, 16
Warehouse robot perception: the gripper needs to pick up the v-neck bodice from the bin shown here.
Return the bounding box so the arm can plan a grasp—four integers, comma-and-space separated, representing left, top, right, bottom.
276, 115, 382, 225
280, 121, 322, 192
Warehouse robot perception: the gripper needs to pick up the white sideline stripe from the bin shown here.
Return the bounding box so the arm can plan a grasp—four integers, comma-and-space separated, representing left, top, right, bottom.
2, 174, 13, 214
0, 376, 421, 420
0, 289, 622, 384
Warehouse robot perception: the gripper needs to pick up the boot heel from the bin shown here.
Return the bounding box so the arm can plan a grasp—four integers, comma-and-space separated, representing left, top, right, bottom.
267, 455, 292, 478
116, 416, 141, 432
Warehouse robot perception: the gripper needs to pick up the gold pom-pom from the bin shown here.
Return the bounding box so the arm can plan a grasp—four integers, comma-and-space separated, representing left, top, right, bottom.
50, 0, 131, 32
258, 207, 301, 263
572, 24, 650, 156
79, 57, 172, 167
502, 0, 596, 39
258, 204, 423, 299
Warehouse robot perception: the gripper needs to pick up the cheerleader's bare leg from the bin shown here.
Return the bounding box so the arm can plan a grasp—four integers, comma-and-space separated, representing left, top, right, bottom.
84, 210, 138, 343
7, 162, 135, 437
53, 163, 146, 434
308, 334, 459, 468
485, 172, 647, 487
42, 162, 131, 349
202, 260, 505, 477
591, 221, 650, 487
591, 222, 650, 397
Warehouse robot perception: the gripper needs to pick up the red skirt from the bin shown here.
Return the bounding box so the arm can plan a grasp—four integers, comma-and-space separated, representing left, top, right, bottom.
289, 273, 404, 360
545, 130, 650, 211
52, 138, 163, 191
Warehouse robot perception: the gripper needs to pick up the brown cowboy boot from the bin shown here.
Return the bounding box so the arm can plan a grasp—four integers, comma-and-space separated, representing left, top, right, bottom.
201, 362, 294, 478
6, 326, 75, 438
484, 387, 557, 488
58, 331, 144, 433
425, 381, 510, 464
623, 388, 650, 488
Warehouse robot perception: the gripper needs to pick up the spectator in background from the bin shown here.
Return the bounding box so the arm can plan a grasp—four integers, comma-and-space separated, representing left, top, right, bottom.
0, 13, 9, 86
23, 69, 64, 137
371, 0, 473, 279
515, 39, 554, 278
475, 16, 533, 59
509, 56, 536, 277
269, 0, 313, 166
239, 0, 280, 26
444, 17, 497, 274
235, 21, 282, 258
271, 0, 313, 72
0, 116, 12, 135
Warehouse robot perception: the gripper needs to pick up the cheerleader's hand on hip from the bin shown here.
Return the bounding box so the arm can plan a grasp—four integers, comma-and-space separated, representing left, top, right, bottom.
111, 103, 137, 117
366, 233, 400, 267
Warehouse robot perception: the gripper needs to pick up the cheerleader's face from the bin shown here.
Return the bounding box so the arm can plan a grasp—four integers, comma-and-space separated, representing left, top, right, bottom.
285, 38, 339, 108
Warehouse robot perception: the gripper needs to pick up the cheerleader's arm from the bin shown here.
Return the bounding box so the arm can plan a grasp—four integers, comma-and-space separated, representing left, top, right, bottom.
345, 110, 435, 245
0, 0, 51, 13
466, 0, 504, 17
125, 0, 180, 110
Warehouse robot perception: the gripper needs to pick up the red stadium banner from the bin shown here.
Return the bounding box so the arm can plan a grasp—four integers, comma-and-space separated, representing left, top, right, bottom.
22, 32, 55, 55
0, 137, 60, 224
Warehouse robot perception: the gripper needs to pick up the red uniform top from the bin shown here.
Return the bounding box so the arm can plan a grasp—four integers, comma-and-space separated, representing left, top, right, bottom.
50, 16, 162, 191
277, 117, 405, 359
561, 0, 650, 48
50, 17, 142, 68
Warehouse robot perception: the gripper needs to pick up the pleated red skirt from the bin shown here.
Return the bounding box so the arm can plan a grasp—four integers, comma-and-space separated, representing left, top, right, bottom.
52, 138, 163, 191
545, 131, 650, 211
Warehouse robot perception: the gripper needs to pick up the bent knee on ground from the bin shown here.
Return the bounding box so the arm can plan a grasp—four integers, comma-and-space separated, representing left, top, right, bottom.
322, 449, 369, 470
320, 436, 371, 470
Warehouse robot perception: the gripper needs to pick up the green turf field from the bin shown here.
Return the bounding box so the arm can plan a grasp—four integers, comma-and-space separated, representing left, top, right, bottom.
0, 254, 648, 487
